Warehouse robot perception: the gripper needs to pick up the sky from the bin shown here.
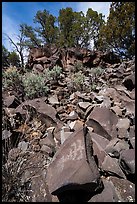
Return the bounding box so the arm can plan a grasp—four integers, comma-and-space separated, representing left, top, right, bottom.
2, 2, 111, 52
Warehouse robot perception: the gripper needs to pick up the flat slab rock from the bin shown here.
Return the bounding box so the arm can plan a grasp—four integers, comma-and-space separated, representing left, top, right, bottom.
46, 127, 101, 195
108, 176, 135, 202
86, 107, 118, 140
119, 149, 135, 176
89, 178, 119, 202
15, 98, 57, 124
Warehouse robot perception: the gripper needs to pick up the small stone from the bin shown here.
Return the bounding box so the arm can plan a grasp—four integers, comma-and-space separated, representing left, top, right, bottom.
89, 178, 119, 202
18, 141, 29, 152
66, 111, 78, 120
130, 137, 135, 149
78, 102, 91, 110
40, 145, 53, 155
69, 93, 76, 101
100, 96, 111, 108
105, 138, 129, 158
109, 177, 135, 202
2, 130, 12, 140
116, 118, 130, 130
111, 106, 123, 116
48, 94, 59, 105
68, 120, 84, 131
102, 155, 126, 178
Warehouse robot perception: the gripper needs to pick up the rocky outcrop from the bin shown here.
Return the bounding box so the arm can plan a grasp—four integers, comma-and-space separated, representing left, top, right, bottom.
2, 46, 135, 202
27, 45, 121, 72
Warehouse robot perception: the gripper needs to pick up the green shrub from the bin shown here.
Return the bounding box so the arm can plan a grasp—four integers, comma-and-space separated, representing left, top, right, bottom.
91, 66, 104, 77
2, 67, 22, 91
72, 71, 85, 91
90, 84, 97, 91
22, 72, 49, 99
73, 61, 84, 72
44, 65, 62, 81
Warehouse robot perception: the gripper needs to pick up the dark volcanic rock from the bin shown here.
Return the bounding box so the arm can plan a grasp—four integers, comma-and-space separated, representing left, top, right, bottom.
89, 178, 119, 202
86, 107, 118, 140
105, 138, 129, 158
119, 149, 135, 177
108, 176, 135, 202
123, 74, 135, 91
102, 155, 126, 178
3, 95, 20, 108
46, 127, 102, 197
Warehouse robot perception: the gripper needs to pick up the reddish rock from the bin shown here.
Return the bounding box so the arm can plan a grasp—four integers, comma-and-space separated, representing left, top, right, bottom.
105, 138, 129, 158
102, 155, 126, 178
119, 149, 135, 176
78, 102, 92, 110
68, 120, 84, 131
108, 176, 135, 202
116, 118, 130, 130
89, 178, 119, 202
15, 98, 57, 127
46, 127, 101, 196
66, 111, 78, 121
33, 63, 44, 72
86, 107, 118, 140
90, 132, 109, 150
92, 136, 108, 168
4, 95, 20, 108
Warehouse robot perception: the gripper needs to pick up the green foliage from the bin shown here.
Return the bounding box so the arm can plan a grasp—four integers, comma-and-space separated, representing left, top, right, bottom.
2, 46, 20, 68
97, 2, 135, 59
90, 84, 97, 91
2, 45, 10, 67
34, 9, 58, 44
86, 8, 105, 48
72, 71, 85, 91
91, 66, 104, 77
44, 65, 62, 81
2, 67, 22, 91
73, 61, 84, 73
58, 7, 104, 48
58, 7, 75, 47
22, 72, 49, 99
8, 51, 20, 67
19, 24, 42, 48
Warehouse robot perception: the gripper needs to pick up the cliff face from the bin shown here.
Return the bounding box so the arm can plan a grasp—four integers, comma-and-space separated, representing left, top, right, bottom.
2, 45, 135, 202
27, 45, 121, 72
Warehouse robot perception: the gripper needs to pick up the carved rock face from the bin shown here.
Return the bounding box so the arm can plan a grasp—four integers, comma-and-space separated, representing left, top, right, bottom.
46, 127, 102, 196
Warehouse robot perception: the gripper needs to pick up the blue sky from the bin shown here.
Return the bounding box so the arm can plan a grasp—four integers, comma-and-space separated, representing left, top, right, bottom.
2, 2, 111, 51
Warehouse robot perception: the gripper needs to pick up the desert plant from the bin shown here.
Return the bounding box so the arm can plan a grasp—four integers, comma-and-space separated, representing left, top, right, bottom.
90, 84, 97, 91
2, 66, 22, 92
22, 72, 49, 99
73, 61, 84, 73
72, 71, 85, 91
45, 65, 62, 81
91, 66, 104, 77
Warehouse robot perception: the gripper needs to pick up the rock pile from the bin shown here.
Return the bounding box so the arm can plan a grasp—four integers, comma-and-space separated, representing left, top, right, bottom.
27, 44, 121, 72
2, 46, 135, 202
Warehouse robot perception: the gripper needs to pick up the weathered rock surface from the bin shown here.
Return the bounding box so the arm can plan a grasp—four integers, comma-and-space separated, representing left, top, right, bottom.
86, 107, 118, 140
46, 127, 102, 197
2, 46, 135, 202
119, 149, 135, 177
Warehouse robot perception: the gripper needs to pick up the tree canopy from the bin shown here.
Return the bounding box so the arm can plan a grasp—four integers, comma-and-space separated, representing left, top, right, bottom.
2, 45, 20, 68
97, 2, 135, 59
3, 2, 135, 65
